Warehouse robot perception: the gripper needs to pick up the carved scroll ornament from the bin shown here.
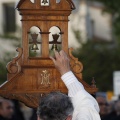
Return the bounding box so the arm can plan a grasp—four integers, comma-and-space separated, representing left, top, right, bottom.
69, 48, 83, 79
7, 48, 23, 74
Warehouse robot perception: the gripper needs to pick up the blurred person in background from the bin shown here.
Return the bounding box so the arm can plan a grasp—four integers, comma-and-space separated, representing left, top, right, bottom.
30, 109, 37, 120
0, 99, 14, 120
96, 96, 108, 119
107, 101, 115, 114
115, 100, 120, 116
0, 99, 25, 120
102, 101, 117, 120
12, 100, 25, 120
111, 100, 120, 120
103, 100, 120, 120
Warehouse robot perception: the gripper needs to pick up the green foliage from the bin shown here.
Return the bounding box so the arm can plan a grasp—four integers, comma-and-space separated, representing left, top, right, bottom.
0, 53, 12, 84
0, 35, 21, 84
0, 62, 7, 84
93, 0, 120, 14
73, 41, 120, 91
72, 0, 120, 91
0, 34, 21, 41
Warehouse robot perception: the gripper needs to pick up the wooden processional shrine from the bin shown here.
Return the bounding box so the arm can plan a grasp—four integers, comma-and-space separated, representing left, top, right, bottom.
0, 0, 97, 108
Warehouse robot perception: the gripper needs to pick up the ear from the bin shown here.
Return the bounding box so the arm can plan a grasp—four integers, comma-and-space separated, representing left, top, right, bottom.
66, 115, 72, 120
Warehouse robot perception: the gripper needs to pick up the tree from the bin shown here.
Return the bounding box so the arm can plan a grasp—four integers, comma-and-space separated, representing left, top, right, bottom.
0, 36, 21, 84
73, 40, 120, 91
71, 0, 120, 91
0, 53, 11, 84
73, 0, 120, 92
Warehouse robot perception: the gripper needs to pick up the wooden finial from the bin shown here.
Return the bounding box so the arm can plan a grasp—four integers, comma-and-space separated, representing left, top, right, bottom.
91, 77, 96, 88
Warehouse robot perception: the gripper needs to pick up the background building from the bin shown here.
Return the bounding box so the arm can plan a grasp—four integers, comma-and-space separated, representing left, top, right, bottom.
0, 0, 21, 60
69, 0, 112, 48
0, 0, 21, 35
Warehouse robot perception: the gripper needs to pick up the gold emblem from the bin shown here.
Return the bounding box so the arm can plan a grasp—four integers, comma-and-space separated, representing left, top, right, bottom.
41, 70, 50, 85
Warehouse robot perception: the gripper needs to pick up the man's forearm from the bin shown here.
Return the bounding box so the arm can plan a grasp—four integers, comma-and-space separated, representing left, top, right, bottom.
61, 71, 84, 97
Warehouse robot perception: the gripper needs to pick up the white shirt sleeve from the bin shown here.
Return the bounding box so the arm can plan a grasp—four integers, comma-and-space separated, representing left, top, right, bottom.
61, 71, 101, 120
61, 71, 84, 97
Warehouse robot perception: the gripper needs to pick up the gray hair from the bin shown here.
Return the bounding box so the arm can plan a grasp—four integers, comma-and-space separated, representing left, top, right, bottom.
37, 92, 74, 120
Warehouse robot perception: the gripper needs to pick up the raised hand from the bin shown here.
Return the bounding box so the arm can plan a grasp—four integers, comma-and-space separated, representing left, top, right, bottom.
50, 50, 70, 76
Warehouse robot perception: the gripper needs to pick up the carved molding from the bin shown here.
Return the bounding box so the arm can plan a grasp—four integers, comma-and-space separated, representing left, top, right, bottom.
69, 48, 83, 74
0, 93, 46, 108
91, 77, 96, 88
66, 0, 76, 9
7, 48, 23, 74
16, 0, 75, 10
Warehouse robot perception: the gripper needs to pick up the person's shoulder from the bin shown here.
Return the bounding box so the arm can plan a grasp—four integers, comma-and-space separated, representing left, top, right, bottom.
72, 90, 99, 111
73, 107, 101, 120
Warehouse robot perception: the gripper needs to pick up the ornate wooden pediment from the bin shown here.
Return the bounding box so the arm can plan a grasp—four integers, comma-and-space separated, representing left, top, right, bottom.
16, 0, 75, 10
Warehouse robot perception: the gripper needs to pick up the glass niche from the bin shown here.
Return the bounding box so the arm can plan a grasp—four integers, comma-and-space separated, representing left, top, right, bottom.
49, 26, 63, 57
28, 26, 42, 57
30, 0, 35, 3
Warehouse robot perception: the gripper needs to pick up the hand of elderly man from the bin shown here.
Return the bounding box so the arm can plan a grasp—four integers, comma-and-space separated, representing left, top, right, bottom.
50, 50, 70, 76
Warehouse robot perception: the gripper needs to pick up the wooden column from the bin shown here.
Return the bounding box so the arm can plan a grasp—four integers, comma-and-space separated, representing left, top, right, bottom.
41, 32, 49, 57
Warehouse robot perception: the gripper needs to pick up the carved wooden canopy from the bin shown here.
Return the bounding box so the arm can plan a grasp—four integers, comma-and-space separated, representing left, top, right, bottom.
0, 0, 97, 108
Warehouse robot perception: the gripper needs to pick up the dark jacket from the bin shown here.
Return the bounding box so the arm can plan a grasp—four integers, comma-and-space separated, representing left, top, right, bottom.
0, 116, 9, 120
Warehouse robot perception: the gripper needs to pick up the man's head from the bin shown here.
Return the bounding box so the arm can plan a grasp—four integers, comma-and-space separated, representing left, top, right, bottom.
96, 96, 108, 117
37, 92, 73, 120
0, 99, 14, 119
